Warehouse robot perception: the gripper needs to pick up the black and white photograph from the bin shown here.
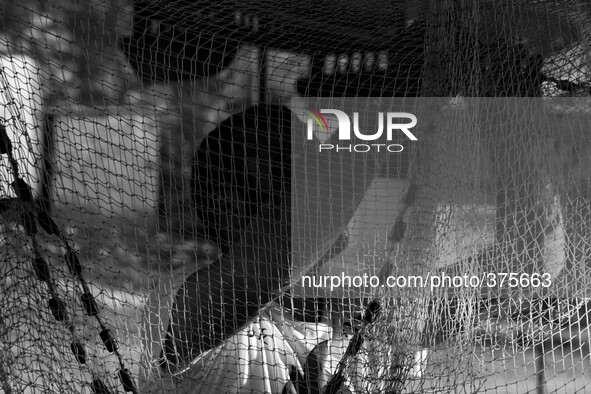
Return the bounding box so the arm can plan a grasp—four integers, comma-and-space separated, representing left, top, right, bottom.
1, 1, 591, 393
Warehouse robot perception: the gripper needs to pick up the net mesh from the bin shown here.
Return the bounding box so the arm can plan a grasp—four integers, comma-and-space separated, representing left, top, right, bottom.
1, 0, 591, 393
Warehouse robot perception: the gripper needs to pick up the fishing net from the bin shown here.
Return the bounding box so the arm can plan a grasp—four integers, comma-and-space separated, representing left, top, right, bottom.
1, 0, 591, 393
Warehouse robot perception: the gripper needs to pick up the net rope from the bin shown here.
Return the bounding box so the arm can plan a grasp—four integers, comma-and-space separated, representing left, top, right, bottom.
1, 1, 591, 393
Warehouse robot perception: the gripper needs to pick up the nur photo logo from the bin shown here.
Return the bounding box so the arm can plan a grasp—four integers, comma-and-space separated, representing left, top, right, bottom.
306, 108, 418, 152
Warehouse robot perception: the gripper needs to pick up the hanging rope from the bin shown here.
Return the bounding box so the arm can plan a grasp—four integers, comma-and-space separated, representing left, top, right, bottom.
0, 69, 138, 394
